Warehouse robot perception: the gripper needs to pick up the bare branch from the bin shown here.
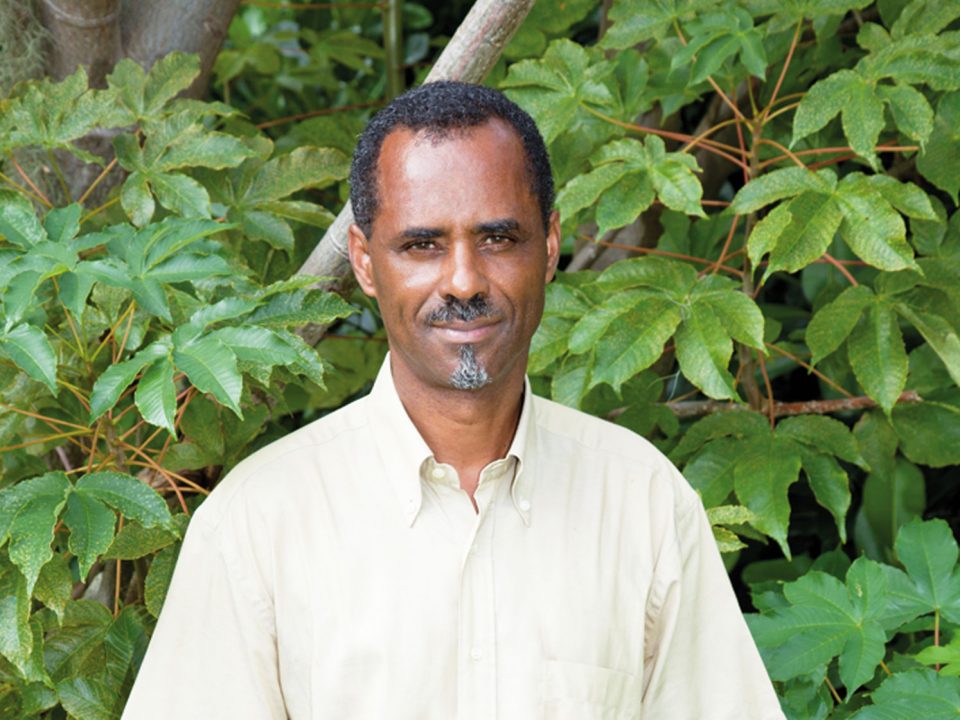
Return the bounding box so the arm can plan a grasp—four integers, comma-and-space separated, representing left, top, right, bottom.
665, 391, 923, 420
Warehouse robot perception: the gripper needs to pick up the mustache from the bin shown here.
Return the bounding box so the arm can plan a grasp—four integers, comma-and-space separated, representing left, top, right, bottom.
426, 295, 496, 323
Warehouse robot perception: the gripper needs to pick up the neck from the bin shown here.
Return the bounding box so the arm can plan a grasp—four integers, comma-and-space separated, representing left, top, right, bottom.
390, 357, 525, 502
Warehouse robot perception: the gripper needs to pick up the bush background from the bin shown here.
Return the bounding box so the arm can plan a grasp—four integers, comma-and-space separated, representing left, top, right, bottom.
0, 1, 959, 717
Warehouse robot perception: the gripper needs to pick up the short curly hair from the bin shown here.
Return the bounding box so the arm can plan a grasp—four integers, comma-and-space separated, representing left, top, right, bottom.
349, 81, 555, 238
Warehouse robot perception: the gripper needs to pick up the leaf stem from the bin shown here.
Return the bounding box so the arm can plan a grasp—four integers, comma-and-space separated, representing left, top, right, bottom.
757, 351, 776, 428
80, 196, 120, 224
757, 137, 806, 168
765, 343, 855, 398
711, 214, 741, 275
0, 170, 51, 206
825, 676, 842, 705
762, 22, 803, 125
821, 252, 859, 286
0, 429, 89, 453
46, 149, 73, 202
590, 237, 744, 276
7, 153, 53, 207
580, 105, 750, 171
673, 21, 748, 123
78, 157, 118, 205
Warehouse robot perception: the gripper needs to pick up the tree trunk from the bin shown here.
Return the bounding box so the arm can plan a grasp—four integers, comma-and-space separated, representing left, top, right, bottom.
35, 0, 240, 201
296, 0, 537, 344
120, 0, 241, 98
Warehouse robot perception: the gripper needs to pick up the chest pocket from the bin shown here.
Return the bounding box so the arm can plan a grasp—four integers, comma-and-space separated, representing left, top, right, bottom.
541, 660, 643, 720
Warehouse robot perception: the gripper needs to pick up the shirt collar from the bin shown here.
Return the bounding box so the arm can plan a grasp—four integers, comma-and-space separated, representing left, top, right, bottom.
364, 355, 537, 527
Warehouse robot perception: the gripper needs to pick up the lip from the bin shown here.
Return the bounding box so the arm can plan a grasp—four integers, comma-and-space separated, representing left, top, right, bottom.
430, 321, 500, 343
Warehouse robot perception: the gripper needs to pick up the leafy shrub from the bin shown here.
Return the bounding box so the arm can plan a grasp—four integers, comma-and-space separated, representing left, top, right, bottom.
0, 0, 958, 717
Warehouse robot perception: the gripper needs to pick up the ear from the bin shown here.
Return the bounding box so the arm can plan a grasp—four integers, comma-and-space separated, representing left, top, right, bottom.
544, 210, 561, 283
348, 222, 378, 298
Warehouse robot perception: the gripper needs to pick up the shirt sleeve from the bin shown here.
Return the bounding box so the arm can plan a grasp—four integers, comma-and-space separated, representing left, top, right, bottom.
121, 505, 287, 720
640, 479, 786, 720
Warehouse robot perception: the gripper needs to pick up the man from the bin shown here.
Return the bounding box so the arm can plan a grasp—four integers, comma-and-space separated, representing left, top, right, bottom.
123, 82, 784, 719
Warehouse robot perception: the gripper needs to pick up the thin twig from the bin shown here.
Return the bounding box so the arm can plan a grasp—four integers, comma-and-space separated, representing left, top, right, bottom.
667, 390, 922, 419
762, 22, 803, 124
821, 252, 859, 286
765, 342, 855, 398
78, 157, 118, 205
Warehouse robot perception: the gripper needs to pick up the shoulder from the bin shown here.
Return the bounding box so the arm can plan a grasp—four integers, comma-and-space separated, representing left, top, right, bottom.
191, 393, 372, 530
530, 392, 700, 512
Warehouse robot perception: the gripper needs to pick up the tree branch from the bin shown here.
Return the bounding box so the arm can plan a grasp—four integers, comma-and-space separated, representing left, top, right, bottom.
666, 391, 923, 419
296, 0, 537, 344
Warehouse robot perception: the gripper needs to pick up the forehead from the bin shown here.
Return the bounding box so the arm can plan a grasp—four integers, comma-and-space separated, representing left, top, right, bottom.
372, 120, 537, 232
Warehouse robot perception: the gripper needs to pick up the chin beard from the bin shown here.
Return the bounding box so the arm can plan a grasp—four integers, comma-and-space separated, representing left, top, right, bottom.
449, 344, 490, 390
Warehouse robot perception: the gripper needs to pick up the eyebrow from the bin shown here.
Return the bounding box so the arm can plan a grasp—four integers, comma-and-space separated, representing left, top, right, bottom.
397, 227, 444, 241
473, 218, 521, 235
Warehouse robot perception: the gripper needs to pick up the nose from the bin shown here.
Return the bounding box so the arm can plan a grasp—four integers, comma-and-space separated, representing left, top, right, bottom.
439, 240, 489, 301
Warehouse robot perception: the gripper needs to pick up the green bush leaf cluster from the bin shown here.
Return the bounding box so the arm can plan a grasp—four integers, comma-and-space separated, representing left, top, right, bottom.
1, 1, 959, 717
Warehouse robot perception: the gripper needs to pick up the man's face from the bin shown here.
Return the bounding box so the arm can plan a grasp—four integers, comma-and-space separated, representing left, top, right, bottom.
348, 119, 560, 394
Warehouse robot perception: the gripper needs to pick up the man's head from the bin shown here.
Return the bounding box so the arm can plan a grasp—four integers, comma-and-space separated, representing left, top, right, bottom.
347, 82, 561, 395
349, 81, 555, 239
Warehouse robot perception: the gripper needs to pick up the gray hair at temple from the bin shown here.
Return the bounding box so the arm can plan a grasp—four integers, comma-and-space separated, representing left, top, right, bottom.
348, 81, 555, 239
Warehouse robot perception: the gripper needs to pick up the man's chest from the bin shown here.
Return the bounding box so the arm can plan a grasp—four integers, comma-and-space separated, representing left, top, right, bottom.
265, 472, 660, 720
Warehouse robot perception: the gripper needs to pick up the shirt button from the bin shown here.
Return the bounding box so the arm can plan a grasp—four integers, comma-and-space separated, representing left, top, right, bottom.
518, 498, 531, 512
431, 466, 445, 480
470, 648, 483, 661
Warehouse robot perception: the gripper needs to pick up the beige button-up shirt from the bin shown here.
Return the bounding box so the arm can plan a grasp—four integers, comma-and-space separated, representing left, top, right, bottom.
123, 359, 784, 719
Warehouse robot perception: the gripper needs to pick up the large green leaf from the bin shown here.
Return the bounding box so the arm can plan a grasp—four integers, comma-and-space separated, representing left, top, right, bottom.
590, 296, 682, 393
894, 518, 960, 625
89, 342, 169, 422
693, 278, 765, 350
892, 402, 960, 468
669, 409, 769, 462
568, 289, 654, 354
859, 458, 926, 557
148, 171, 211, 218
134, 358, 177, 436
74, 472, 173, 531
174, 335, 243, 415
675, 301, 737, 400
247, 290, 356, 328
0, 472, 71, 594
776, 414, 865, 466
848, 302, 908, 413
749, 558, 889, 693
837, 175, 917, 271
108, 53, 200, 121
33, 554, 73, 624
0, 324, 57, 393
600, 0, 720, 48
502, 39, 615, 143
0, 191, 46, 248
895, 304, 960, 387
63, 492, 117, 579
682, 437, 739, 507
145, 546, 179, 619
806, 285, 874, 365
241, 146, 350, 205
734, 434, 802, 556
730, 167, 833, 214
917, 92, 960, 202
528, 316, 573, 374
208, 326, 299, 367
103, 521, 180, 561
0, 563, 32, 673
851, 669, 960, 720
766, 192, 844, 278
798, 448, 851, 542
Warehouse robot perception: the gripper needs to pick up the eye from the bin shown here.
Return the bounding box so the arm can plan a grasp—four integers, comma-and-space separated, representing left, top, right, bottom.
404, 240, 439, 251
481, 234, 513, 247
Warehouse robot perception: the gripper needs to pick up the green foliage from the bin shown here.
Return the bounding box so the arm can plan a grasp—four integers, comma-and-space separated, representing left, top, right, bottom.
1, 0, 958, 717
503, 1, 960, 716
0, 32, 363, 718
